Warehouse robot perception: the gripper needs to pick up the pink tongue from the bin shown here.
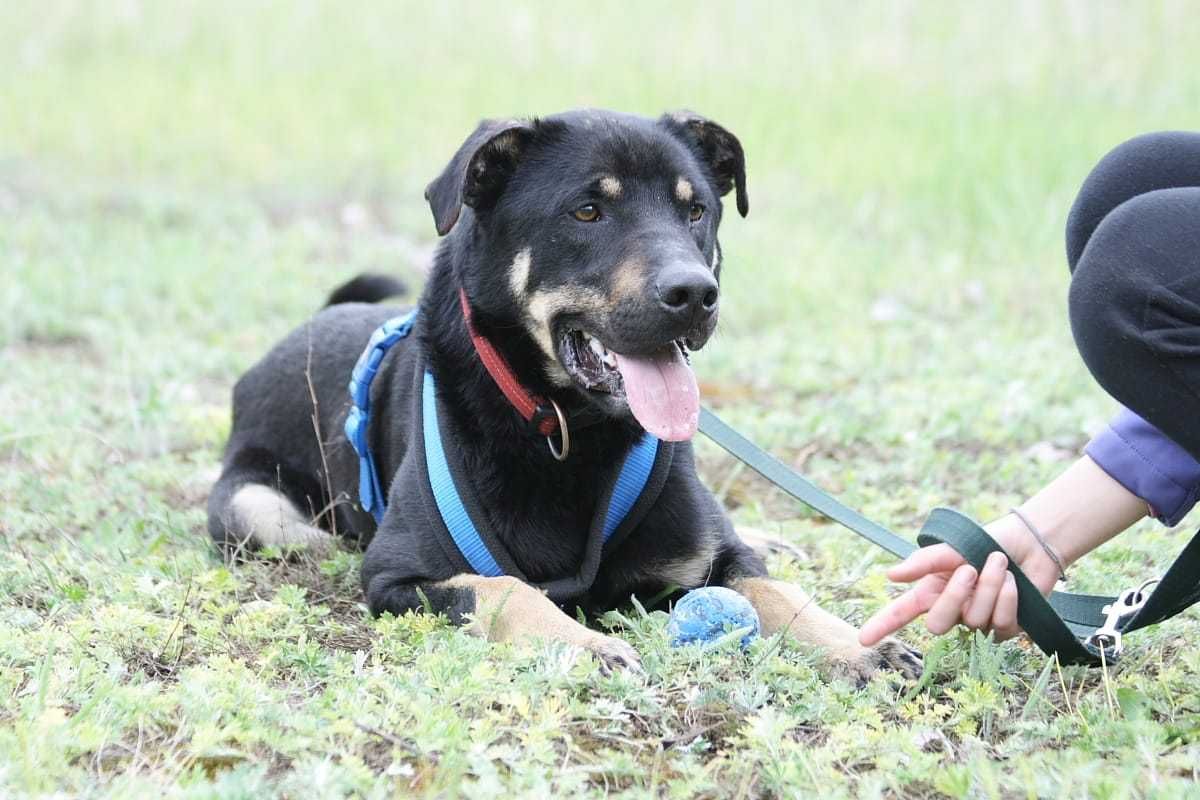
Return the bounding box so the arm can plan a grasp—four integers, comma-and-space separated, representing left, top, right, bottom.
613, 345, 699, 441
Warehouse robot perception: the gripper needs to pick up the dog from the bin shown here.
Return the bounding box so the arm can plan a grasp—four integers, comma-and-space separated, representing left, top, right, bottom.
207, 109, 922, 681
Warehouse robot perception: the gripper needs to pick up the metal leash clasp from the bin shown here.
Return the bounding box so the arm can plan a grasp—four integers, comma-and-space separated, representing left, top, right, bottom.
1084, 578, 1159, 659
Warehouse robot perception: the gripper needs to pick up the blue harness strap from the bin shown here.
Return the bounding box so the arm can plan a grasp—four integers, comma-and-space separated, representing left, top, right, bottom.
604, 433, 658, 544
344, 310, 417, 522
421, 370, 504, 577
346, 311, 662, 579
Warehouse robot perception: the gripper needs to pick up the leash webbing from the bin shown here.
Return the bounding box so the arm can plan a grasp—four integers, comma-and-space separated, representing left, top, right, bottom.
698, 408, 916, 560
698, 406, 1200, 666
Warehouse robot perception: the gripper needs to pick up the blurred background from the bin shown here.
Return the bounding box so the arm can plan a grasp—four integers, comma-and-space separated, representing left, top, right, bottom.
5, 0, 1200, 540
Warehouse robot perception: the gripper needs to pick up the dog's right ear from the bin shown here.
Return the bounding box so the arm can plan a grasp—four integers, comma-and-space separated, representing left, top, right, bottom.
424, 119, 537, 236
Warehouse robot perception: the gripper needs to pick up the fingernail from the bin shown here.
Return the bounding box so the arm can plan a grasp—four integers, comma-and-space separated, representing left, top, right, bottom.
955, 564, 977, 585
988, 551, 1008, 570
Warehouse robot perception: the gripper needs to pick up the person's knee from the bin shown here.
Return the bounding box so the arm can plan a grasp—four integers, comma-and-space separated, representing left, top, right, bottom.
1069, 222, 1137, 389
1066, 131, 1200, 271
1070, 187, 1200, 398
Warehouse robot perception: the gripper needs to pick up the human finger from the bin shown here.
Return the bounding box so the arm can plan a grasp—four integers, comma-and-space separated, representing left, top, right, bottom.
961, 551, 1009, 629
991, 572, 1021, 640
887, 544, 967, 583
924, 564, 978, 635
858, 573, 948, 646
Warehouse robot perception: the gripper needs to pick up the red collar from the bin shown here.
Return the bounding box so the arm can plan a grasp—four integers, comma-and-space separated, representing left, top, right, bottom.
458, 288, 561, 437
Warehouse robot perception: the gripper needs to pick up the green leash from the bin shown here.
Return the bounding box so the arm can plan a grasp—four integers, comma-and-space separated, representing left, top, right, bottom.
699, 407, 1200, 666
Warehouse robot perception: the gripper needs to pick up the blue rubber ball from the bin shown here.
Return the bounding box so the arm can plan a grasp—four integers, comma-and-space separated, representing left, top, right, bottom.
667, 587, 760, 648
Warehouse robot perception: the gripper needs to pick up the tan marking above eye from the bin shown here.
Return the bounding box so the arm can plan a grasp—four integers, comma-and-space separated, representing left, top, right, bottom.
599, 176, 622, 198
573, 204, 601, 222
675, 176, 694, 203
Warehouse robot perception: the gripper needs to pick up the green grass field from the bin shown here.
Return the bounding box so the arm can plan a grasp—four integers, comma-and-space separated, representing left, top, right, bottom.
3, 2, 1200, 797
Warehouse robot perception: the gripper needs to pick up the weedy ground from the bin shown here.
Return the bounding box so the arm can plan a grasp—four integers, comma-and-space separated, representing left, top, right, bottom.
2, 3, 1200, 798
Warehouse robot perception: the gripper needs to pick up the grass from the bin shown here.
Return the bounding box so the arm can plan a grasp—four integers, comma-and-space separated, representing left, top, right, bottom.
3, 1, 1200, 797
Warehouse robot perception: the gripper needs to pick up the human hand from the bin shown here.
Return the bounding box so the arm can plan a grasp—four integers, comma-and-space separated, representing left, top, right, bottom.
858, 514, 1061, 646
858, 455, 1147, 647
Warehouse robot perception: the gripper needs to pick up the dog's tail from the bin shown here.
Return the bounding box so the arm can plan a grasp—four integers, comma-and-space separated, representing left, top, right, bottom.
325, 273, 408, 307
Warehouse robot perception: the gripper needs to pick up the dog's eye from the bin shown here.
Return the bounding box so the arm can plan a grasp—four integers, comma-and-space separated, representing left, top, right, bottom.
689, 203, 705, 222
573, 204, 601, 223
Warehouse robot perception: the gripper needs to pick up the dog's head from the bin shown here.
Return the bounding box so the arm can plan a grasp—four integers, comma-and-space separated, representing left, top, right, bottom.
425, 109, 748, 441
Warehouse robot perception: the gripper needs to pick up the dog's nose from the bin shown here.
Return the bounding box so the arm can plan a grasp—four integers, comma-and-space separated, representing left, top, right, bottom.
655, 263, 718, 323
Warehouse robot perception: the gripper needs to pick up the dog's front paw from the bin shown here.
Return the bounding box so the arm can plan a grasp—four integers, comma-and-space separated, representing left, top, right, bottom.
834, 637, 923, 687
584, 633, 643, 675
870, 636, 924, 680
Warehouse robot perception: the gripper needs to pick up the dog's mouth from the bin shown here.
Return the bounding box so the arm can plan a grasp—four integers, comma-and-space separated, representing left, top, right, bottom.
559, 330, 699, 441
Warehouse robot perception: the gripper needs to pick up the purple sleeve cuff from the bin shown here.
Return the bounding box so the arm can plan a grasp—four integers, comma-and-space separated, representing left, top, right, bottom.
1085, 409, 1200, 526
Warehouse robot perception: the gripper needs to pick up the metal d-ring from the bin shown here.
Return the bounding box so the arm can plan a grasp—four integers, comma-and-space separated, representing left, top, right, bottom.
546, 398, 570, 462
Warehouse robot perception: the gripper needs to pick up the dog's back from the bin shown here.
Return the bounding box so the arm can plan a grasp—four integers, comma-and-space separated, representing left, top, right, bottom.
208, 295, 411, 552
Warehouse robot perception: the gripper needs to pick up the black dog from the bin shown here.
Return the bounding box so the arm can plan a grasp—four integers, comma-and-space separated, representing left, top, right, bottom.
208, 109, 921, 680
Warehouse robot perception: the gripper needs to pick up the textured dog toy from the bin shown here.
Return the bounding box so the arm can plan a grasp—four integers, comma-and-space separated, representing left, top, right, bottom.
667, 586, 760, 648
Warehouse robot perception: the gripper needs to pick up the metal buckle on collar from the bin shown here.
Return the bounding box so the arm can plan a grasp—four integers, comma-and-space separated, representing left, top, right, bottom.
1084, 578, 1159, 659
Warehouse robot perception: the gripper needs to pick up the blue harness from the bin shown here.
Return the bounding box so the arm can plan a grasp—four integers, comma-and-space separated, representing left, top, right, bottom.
345, 311, 660, 578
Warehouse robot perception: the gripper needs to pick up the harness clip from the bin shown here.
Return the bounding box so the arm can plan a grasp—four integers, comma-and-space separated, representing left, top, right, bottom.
1084, 577, 1159, 660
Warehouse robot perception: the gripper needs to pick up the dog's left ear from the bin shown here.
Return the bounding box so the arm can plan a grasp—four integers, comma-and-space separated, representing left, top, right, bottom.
659, 111, 749, 218
424, 118, 537, 236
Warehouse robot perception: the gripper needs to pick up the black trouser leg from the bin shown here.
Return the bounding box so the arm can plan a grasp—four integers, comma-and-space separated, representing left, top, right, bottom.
1066, 132, 1200, 461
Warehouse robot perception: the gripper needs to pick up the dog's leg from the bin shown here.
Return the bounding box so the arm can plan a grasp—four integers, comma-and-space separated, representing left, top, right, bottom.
208, 475, 333, 554
712, 532, 920, 682
368, 572, 641, 672
453, 575, 643, 672
729, 575, 923, 683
